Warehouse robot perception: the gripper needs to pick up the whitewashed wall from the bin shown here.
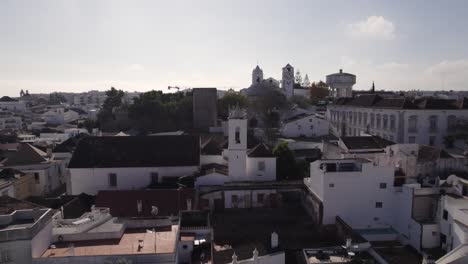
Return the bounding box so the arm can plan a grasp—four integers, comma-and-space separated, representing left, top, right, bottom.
69, 166, 198, 195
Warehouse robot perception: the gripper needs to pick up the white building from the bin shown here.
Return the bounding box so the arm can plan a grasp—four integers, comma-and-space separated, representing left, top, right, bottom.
0, 196, 54, 264
67, 135, 200, 195
305, 158, 395, 228
0, 96, 27, 112
281, 114, 330, 138
0, 143, 63, 196
326, 69, 356, 98
328, 95, 468, 146
281, 64, 295, 98
0, 111, 22, 131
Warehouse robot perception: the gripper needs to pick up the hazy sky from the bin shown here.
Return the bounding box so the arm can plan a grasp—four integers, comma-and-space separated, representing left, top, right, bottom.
1, 0, 468, 96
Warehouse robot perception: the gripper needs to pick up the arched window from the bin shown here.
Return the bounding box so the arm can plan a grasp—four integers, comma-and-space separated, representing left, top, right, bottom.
429, 115, 438, 132
408, 115, 418, 133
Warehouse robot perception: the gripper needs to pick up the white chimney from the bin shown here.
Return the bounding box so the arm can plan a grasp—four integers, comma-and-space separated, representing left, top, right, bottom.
232, 252, 238, 264
346, 238, 352, 249
186, 199, 192, 211
271, 231, 278, 249
137, 200, 142, 214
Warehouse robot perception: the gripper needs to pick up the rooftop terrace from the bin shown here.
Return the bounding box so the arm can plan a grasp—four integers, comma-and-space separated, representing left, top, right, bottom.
41, 226, 178, 258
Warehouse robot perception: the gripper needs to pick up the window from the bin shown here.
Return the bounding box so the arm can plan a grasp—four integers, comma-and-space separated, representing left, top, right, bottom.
150, 172, 159, 184
408, 115, 418, 133
257, 193, 264, 204
358, 112, 362, 125
329, 183, 335, 188
408, 136, 416, 143
429, 115, 438, 132
390, 135, 394, 141
462, 185, 468, 196
376, 114, 381, 129
0, 250, 11, 263
258, 161, 265, 172
232, 195, 238, 203
443, 210, 448, 220
379, 183, 387, 189
348, 111, 352, 123
429, 136, 436, 146
390, 115, 396, 130
235, 127, 240, 144
441, 234, 447, 244
353, 112, 357, 125
383, 115, 388, 129
447, 115, 457, 131
375, 202, 383, 208
109, 173, 117, 187
370, 113, 375, 128
363, 113, 368, 126
34, 173, 40, 184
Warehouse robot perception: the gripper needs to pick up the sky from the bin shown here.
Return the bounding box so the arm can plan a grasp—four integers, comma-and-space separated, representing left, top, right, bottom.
1, 0, 468, 96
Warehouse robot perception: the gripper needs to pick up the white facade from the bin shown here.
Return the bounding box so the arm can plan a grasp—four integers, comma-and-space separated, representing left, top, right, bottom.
281, 115, 329, 138
305, 159, 395, 228
11, 163, 63, 196
326, 69, 356, 98
0, 112, 22, 131
0, 100, 26, 112
69, 166, 198, 195
328, 104, 468, 146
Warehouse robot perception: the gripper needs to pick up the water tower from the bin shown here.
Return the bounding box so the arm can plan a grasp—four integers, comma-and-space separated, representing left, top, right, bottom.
326, 69, 356, 98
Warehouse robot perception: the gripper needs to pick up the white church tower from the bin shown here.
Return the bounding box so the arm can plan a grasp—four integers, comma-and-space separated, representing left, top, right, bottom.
252, 65, 264, 85
282, 64, 294, 98
228, 105, 248, 180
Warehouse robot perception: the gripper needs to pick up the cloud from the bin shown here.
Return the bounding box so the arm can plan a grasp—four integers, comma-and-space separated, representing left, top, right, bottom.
377, 62, 410, 71
347, 16, 395, 40
426, 59, 468, 75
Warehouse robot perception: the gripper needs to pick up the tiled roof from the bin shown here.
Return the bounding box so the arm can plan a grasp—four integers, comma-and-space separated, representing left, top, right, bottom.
53, 135, 86, 153
247, 143, 275, 157
418, 145, 454, 162
95, 189, 195, 217
68, 136, 200, 168
0, 143, 47, 166
333, 95, 468, 110
341, 136, 395, 150
0, 196, 44, 215
0, 96, 18, 102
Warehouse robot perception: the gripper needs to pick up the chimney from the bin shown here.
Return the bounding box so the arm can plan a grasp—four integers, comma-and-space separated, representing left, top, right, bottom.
271, 231, 278, 249
253, 248, 259, 262
137, 200, 143, 214
186, 199, 192, 211
46, 147, 52, 158
232, 252, 238, 264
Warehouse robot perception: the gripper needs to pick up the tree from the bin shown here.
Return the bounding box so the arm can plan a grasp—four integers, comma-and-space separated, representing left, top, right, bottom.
97, 87, 125, 131
303, 74, 311, 87
250, 88, 289, 128
273, 141, 296, 180
289, 95, 311, 109
310, 81, 329, 104
49, 92, 67, 105
128, 90, 193, 133
295, 70, 303, 85
217, 90, 248, 120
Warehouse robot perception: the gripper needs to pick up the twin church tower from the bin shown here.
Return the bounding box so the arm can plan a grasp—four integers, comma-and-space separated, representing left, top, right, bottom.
251, 64, 295, 98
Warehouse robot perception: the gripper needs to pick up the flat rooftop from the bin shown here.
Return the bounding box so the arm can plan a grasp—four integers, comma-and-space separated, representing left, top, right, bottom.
41, 226, 178, 258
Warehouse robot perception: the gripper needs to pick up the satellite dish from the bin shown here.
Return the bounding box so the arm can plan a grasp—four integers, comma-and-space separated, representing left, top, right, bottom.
151, 206, 159, 217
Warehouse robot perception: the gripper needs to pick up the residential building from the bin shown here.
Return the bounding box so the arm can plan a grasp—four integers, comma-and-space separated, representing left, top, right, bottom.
322, 135, 395, 160
0, 196, 53, 264
305, 158, 395, 228
0, 168, 35, 199
280, 113, 330, 138
0, 143, 63, 196
0, 96, 27, 112
35, 206, 178, 264
67, 135, 200, 195
327, 95, 468, 146
0, 110, 22, 131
